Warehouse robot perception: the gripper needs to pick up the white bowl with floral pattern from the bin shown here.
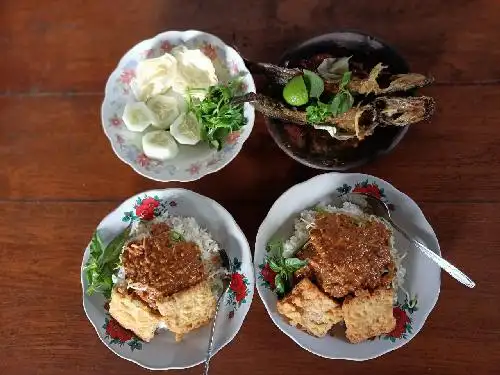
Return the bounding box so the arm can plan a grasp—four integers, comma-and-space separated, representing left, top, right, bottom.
81, 188, 254, 370
255, 173, 441, 360
101, 30, 255, 182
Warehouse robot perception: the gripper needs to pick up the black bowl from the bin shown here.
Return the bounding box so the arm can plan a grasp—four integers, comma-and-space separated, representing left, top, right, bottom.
265, 31, 410, 171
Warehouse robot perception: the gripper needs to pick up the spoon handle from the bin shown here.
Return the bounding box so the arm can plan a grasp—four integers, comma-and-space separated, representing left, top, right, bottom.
203, 290, 227, 375
391, 221, 476, 288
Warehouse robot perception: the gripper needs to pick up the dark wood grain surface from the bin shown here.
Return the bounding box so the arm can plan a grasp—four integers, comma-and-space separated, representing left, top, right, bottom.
1, 1, 499, 374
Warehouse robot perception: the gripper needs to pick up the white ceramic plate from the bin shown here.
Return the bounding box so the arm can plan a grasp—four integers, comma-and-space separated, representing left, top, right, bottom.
101, 30, 256, 182
255, 173, 441, 360
81, 189, 254, 370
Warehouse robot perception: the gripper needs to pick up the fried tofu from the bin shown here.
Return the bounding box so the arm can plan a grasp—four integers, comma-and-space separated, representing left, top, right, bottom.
276, 278, 343, 337
157, 280, 216, 342
342, 287, 396, 343
108, 288, 160, 342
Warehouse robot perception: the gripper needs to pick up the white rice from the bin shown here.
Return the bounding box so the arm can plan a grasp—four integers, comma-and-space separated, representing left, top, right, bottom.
282, 202, 406, 302
113, 211, 224, 291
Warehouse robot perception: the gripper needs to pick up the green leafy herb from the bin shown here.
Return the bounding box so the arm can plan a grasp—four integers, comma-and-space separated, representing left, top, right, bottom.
169, 230, 185, 243
265, 239, 308, 296
302, 69, 324, 98
330, 71, 354, 117
306, 100, 331, 124
84, 225, 131, 299
189, 79, 247, 151
340, 71, 352, 89
305, 71, 354, 124
275, 274, 285, 295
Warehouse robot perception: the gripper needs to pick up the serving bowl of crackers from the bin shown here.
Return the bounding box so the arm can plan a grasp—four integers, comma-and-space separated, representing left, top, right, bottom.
255, 172, 440, 360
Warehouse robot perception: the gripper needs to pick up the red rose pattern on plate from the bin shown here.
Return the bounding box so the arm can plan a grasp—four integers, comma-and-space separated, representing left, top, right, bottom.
337, 179, 395, 210
258, 180, 416, 342
227, 257, 250, 318
258, 263, 277, 290
103, 316, 143, 351
201, 43, 217, 61
120, 68, 135, 85
120, 196, 251, 321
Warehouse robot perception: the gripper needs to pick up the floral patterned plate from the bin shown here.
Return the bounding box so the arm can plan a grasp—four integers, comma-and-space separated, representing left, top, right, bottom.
101, 30, 256, 182
81, 188, 254, 370
255, 173, 441, 360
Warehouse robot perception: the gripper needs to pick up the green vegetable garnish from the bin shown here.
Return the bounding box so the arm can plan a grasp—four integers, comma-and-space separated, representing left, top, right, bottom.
265, 239, 308, 296
169, 230, 184, 243
330, 71, 354, 116
303, 69, 324, 99
189, 79, 247, 151
84, 225, 131, 299
305, 71, 354, 124
306, 100, 331, 124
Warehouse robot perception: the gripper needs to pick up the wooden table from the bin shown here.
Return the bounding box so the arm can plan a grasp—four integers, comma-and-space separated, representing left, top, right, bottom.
1, 1, 499, 374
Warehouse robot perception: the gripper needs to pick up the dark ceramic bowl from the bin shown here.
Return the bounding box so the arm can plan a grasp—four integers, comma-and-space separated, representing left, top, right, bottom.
265, 31, 410, 171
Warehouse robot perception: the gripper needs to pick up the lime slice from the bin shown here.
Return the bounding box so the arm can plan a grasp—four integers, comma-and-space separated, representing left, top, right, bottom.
283, 75, 309, 106
170, 112, 201, 145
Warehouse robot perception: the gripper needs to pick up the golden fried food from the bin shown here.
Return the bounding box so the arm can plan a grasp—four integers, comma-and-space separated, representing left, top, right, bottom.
157, 280, 216, 342
109, 288, 160, 342
277, 278, 343, 337
342, 287, 396, 343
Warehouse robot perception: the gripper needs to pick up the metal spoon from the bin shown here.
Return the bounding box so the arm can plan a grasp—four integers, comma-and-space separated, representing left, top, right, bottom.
203, 249, 232, 375
339, 192, 475, 288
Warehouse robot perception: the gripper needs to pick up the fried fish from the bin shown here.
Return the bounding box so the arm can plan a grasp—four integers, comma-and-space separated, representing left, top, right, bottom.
237, 92, 377, 139
375, 96, 436, 126
244, 59, 433, 95
237, 92, 434, 139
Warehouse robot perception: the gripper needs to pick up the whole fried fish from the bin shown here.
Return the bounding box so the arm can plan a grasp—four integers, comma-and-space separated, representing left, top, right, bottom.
245, 59, 434, 95
243, 58, 300, 85
237, 93, 435, 140
237, 93, 377, 139
375, 96, 436, 126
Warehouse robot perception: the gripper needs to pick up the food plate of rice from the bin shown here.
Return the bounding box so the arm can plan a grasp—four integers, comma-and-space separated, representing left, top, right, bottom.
81, 188, 254, 370
254, 172, 440, 360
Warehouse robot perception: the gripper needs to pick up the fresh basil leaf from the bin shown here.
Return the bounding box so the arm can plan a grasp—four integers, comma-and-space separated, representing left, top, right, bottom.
338, 92, 354, 115
275, 274, 285, 295
100, 225, 131, 266
268, 257, 282, 273
339, 71, 352, 90
284, 258, 308, 271
303, 69, 325, 98
89, 231, 104, 259
330, 94, 343, 116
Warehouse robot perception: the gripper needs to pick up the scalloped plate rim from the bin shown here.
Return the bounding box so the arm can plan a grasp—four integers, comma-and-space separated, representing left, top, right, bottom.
101, 30, 256, 182
81, 187, 255, 370
254, 172, 441, 361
